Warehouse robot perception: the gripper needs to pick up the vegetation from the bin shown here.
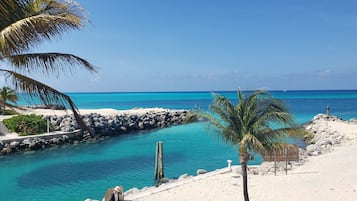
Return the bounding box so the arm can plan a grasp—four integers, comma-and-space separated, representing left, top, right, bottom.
0, 86, 18, 114
1, 109, 18, 115
186, 89, 297, 201
302, 129, 315, 144
0, 0, 96, 133
3, 114, 54, 136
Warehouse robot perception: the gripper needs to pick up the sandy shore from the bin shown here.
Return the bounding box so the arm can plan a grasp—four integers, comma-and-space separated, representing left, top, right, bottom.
124, 117, 357, 201
3, 109, 356, 201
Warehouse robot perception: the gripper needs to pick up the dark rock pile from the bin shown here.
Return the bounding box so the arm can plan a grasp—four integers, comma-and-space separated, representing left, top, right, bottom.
0, 110, 188, 155
51, 110, 187, 135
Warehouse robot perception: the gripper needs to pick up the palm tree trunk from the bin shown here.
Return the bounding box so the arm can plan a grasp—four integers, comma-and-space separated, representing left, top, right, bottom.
2, 101, 5, 115
240, 152, 250, 201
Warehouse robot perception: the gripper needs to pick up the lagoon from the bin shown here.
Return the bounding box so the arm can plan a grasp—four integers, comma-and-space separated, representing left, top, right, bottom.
1, 90, 357, 201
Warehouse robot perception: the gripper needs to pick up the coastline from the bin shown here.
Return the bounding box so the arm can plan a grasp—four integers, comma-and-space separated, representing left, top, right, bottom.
19, 107, 186, 117
92, 114, 357, 201
0, 107, 188, 155
126, 141, 357, 201
2, 107, 357, 201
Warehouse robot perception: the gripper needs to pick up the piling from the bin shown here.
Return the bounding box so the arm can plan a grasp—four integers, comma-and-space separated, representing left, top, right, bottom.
154, 141, 164, 186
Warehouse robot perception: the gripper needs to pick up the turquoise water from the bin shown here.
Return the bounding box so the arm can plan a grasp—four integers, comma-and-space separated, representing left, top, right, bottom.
2, 90, 357, 201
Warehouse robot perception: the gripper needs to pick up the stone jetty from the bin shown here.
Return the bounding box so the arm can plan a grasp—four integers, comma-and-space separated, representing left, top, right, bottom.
255, 113, 357, 175
303, 113, 355, 156
0, 109, 188, 155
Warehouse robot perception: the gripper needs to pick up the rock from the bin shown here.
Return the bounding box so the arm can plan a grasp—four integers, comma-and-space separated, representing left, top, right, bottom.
160, 177, 170, 184
124, 187, 139, 195
306, 125, 312, 130
305, 144, 316, 153
62, 135, 69, 141
1, 109, 188, 155
196, 169, 208, 175
311, 150, 321, 156
1, 147, 12, 155
303, 114, 350, 157
138, 122, 144, 130
22, 138, 32, 145
178, 173, 191, 180
119, 126, 127, 132
49, 138, 60, 144
9, 141, 20, 148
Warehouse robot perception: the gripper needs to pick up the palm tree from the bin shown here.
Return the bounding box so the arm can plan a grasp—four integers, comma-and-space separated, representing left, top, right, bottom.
0, 0, 96, 133
187, 90, 295, 201
0, 86, 18, 114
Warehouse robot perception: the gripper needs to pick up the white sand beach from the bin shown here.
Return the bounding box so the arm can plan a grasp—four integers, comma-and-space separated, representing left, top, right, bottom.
2, 108, 356, 201
123, 116, 357, 201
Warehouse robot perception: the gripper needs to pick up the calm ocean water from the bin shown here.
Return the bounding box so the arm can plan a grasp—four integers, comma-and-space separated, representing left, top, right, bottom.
1, 90, 357, 201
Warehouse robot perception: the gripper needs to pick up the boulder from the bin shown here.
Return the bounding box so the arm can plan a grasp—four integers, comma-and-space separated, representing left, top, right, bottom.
124, 187, 139, 196
196, 169, 208, 175
138, 122, 144, 130
178, 173, 191, 180
1, 147, 12, 155
9, 141, 20, 148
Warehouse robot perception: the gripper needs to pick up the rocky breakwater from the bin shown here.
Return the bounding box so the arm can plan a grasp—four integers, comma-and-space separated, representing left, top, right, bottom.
53, 109, 188, 135
303, 114, 354, 156
0, 109, 188, 155
255, 114, 357, 175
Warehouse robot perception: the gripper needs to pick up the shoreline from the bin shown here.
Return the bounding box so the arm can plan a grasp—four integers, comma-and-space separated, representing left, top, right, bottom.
19, 107, 186, 116
2, 109, 357, 201
86, 113, 357, 201
0, 107, 188, 155
127, 142, 357, 201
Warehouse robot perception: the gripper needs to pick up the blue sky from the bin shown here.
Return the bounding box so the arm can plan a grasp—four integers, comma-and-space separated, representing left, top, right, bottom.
32, 0, 357, 92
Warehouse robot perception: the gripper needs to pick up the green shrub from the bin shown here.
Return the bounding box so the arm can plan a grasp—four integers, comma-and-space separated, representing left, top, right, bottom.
3, 114, 54, 136
2, 109, 18, 115
303, 131, 315, 144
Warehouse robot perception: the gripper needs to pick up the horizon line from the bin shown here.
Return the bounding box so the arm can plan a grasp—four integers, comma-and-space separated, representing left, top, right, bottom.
57, 89, 357, 94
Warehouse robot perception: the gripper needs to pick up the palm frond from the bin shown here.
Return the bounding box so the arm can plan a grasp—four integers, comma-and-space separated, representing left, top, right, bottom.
0, 14, 82, 55
261, 142, 297, 155
33, 0, 87, 18
0, 68, 92, 134
250, 97, 294, 131
2, 69, 66, 104
191, 89, 298, 160
187, 108, 240, 145
190, 109, 227, 133
7, 53, 96, 74
240, 133, 266, 153
4, 102, 20, 110
0, 0, 87, 55
255, 127, 286, 144
211, 93, 242, 137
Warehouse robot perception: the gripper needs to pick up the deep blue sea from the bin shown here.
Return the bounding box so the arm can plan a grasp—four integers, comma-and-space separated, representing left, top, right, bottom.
1, 90, 357, 201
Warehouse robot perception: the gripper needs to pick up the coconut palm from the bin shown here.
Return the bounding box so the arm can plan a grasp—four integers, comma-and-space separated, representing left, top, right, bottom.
0, 86, 18, 114
187, 89, 295, 201
0, 0, 96, 133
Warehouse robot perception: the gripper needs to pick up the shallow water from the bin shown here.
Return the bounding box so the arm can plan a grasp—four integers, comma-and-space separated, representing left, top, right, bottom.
0, 123, 245, 201
1, 90, 357, 201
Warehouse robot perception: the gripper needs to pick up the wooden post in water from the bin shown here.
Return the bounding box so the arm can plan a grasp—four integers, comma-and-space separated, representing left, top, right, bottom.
154, 141, 164, 186
47, 118, 50, 134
